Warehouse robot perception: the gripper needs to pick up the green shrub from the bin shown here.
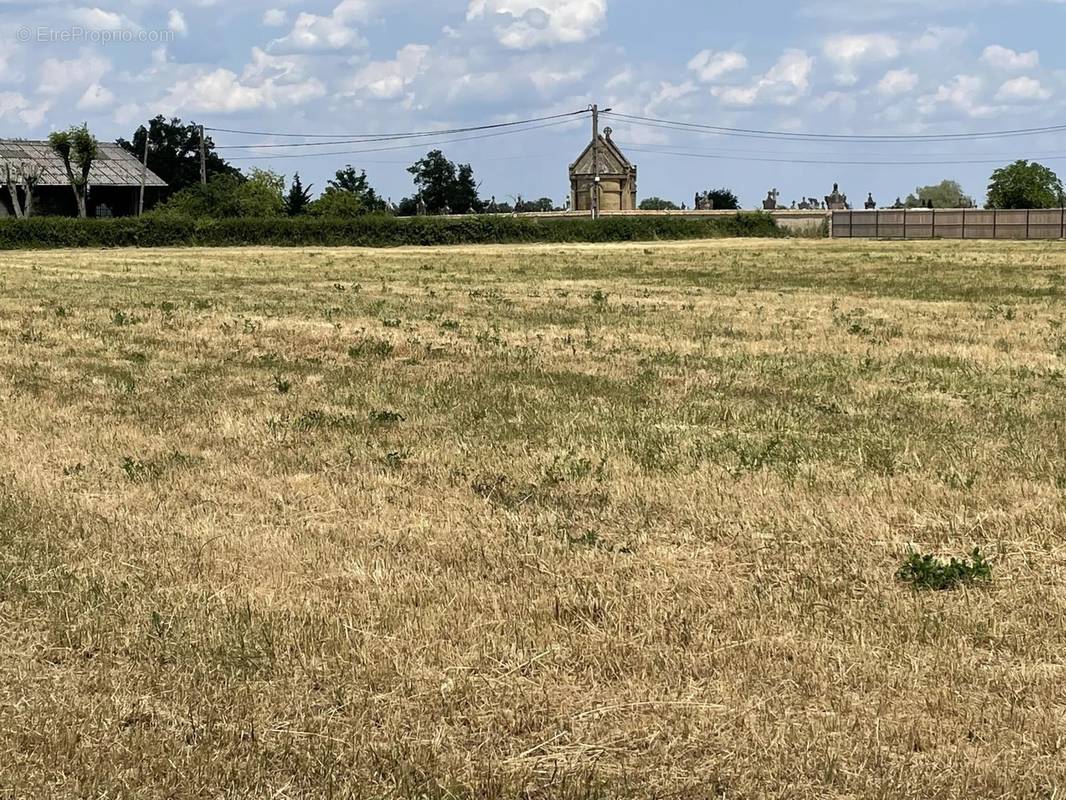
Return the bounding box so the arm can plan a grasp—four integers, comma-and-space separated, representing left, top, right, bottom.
0, 216, 196, 248
0, 212, 782, 250
307, 190, 369, 218
896, 548, 992, 591
154, 169, 285, 219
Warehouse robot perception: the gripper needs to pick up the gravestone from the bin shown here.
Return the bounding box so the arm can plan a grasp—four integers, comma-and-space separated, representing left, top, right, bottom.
824, 183, 848, 211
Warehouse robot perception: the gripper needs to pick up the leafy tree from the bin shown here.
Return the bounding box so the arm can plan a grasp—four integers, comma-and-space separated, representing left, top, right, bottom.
451, 163, 483, 214
241, 168, 285, 216
395, 196, 420, 216
904, 180, 974, 209
285, 172, 313, 216
699, 188, 739, 211
407, 150, 483, 214
49, 123, 98, 218
986, 160, 1065, 209
639, 197, 680, 211
308, 190, 367, 217
327, 165, 387, 212
153, 168, 284, 218
408, 150, 455, 214
117, 116, 240, 207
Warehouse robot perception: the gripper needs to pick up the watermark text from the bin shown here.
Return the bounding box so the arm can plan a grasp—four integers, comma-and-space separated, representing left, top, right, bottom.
16, 26, 176, 45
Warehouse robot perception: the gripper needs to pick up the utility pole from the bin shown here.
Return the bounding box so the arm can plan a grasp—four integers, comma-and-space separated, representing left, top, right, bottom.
590, 104, 600, 220
138, 124, 149, 217
199, 124, 207, 186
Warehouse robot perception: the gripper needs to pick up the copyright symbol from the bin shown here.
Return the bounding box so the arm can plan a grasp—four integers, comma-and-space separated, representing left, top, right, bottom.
16, 26, 32, 43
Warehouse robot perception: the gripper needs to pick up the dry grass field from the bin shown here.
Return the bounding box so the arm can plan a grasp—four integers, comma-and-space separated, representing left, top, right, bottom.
1, 239, 1065, 798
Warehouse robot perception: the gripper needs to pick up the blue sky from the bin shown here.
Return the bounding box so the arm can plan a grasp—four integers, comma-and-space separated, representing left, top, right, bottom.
1, 0, 1064, 207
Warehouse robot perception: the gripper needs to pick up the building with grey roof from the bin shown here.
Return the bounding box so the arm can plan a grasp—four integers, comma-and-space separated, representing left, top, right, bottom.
0, 139, 167, 218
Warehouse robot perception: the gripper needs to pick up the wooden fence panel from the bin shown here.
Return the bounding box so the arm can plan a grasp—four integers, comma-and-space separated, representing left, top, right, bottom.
831, 211, 851, 238
832, 209, 1066, 240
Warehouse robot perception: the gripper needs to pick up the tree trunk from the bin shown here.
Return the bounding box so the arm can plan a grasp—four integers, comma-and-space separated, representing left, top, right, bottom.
73, 186, 87, 218
19, 164, 38, 218
4, 167, 25, 218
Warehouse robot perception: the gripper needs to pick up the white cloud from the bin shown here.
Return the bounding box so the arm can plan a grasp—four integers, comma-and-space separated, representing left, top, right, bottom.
114, 103, 146, 126
528, 67, 586, 91
466, 0, 607, 49
0, 92, 48, 128
167, 9, 187, 35
647, 80, 697, 111
70, 7, 138, 30
687, 50, 748, 82
77, 83, 115, 111
981, 45, 1039, 70
919, 75, 995, 118
345, 44, 431, 99
712, 48, 813, 107
823, 33, 899, 84
263, 8, 288, 26
271, 0, 372, 51
877, 68, 918, 96
38, 52, 111, 95
996, 76, 1051, 102
604, 69, 633, 90
912, 26, 969, 52
0, 91, 28, 120
158, 50, 327, 113
0, 52, 15, 86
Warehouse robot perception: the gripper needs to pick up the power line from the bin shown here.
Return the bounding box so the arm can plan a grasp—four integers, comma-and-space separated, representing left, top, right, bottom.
612, 139, 1066, 160
602, 111, 1066, 143
208, 109, 589, 144
225, 117, 585, 161
623, 144, 1066, 167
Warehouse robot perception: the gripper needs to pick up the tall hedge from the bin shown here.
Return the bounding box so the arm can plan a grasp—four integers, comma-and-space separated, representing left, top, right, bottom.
0, 213, 782, 250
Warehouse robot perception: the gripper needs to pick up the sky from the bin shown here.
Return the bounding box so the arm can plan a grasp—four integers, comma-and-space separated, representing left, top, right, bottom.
1, 0, 1065, 207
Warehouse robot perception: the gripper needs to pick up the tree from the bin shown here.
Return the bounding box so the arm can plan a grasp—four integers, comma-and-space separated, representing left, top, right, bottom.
986, 160, 1065, 209
154, 168, 284, 218
451, 163, 483, 214
49, 123, 98, 218
308, 190, 367, 217
327, 165, 387, 212
3, 162, 39, 218
231, 168, 284, 217
698, 188, 739, 211
117, 116, 241, 206
407, 150, 483, 214
639, 197, 680, 211
395, 196, 420, 216
285, 172, 313, 216
904, 180, 974, 209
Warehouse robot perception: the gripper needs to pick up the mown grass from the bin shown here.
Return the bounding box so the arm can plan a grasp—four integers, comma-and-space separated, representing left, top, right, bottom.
1, 239, 1065, 798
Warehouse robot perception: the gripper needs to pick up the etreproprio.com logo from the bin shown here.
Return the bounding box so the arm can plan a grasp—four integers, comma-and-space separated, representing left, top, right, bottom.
16, 26, 176, 44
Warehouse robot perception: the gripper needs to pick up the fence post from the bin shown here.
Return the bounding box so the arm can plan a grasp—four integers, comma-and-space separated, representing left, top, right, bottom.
1026, 208, 1031, 239
1061, 206, 1064, 240
993, 210, 997, 240
849, 210, 854, 238
903, 209, 907, 239
875, 210, 880, 239
931, 209, 936, 239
